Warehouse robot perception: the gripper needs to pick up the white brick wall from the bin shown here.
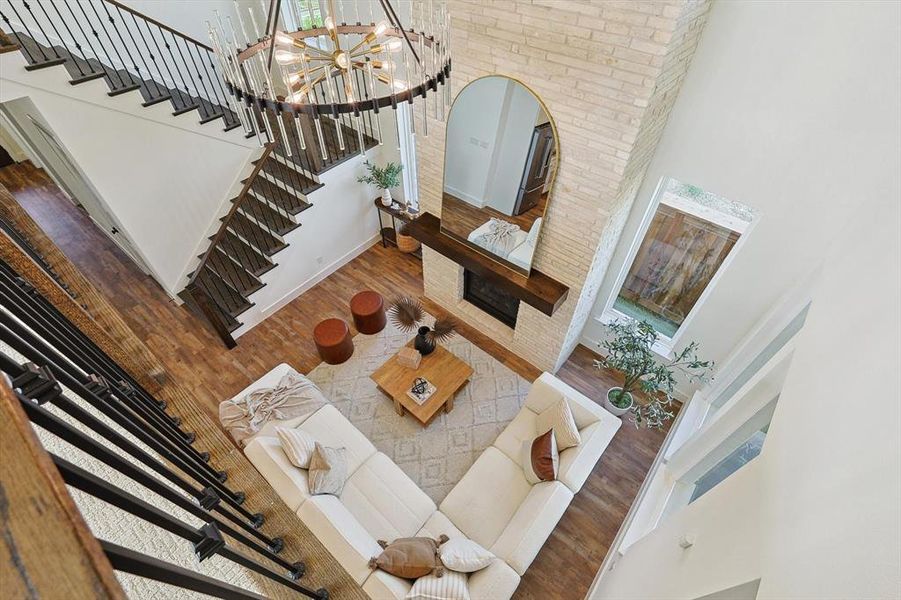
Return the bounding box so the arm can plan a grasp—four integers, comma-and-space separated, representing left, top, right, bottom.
415, 0, 711, 372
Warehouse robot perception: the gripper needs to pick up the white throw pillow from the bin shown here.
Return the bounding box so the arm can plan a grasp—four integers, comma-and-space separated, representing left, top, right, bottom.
438, 538, 494, 573
535, 397, 581, 450
407, 570, 470, 600
276, 427, 317, 469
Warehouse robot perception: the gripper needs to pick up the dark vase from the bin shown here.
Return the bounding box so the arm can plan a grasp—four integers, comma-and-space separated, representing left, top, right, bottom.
414, 326, 435, 355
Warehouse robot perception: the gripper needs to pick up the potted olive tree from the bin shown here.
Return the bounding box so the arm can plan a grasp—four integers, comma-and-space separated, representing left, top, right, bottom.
358, 160, 403, 207
596, 319, 713, 428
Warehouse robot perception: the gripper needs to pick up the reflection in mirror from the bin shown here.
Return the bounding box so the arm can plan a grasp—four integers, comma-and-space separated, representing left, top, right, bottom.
441, 76, 557, 274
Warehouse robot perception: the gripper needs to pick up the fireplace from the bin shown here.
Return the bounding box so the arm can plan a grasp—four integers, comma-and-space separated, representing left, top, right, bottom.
463, 270, 521, 328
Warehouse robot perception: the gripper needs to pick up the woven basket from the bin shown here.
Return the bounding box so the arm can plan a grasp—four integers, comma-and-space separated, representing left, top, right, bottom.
396, 224, 421, 253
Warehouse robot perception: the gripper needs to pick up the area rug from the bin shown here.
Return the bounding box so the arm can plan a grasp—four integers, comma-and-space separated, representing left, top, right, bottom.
307, 315, 531, 502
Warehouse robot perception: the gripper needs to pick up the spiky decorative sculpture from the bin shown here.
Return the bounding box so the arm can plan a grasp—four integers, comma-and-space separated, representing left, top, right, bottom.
388, 296, 424, 332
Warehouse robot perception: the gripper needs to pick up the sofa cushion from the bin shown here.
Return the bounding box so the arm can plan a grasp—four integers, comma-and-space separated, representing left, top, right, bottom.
439, 447, 532, 550
298, 404, 376, 475
417, 511, 465, 540
489, 481, 573, 575
467, 559, 520, 600
296, 495, 382, 584
558, 420, 620, 493
362, 568, 413, 599
525, 372, 606, 429
243, 436, 310, 511
492, 408, 538, 467
342, 452, 436, 542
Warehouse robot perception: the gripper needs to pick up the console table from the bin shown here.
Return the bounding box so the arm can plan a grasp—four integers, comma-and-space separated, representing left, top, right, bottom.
374, 198, 421, 259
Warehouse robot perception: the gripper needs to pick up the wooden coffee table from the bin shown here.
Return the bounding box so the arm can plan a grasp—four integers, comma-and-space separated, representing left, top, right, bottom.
371, 342, 473, 426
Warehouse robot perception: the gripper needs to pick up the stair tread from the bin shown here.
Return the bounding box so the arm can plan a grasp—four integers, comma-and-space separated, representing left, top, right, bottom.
262, 156, 322, 197
195, 265, 252, 318
226, 212, 286, 256
246, 175, 309, 218
214, 230, 274, 275
206, 247, 263, 297
239, 192, 299, 236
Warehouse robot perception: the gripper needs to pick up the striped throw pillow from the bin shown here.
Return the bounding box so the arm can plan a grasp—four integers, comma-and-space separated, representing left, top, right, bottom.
276, 427, 317, 469
407, 570, 470, 600
535, 397, 581, 450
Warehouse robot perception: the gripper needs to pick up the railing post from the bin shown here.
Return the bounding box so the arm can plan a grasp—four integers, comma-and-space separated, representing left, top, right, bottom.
185, 282, 237, 348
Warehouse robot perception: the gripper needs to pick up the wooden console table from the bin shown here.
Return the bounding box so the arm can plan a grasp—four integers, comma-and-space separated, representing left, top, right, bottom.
374, 198, 421, 259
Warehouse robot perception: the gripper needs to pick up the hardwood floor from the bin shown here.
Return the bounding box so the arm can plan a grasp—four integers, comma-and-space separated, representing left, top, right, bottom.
0, 161, 673, 600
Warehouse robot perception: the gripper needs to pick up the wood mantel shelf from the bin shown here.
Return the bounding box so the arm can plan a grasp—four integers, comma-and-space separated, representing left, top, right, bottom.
406, 212, 569, 317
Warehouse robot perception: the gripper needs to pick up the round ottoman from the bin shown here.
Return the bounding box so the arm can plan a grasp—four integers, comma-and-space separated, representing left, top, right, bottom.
313, 318, 354, 364
350, 290, 387, 335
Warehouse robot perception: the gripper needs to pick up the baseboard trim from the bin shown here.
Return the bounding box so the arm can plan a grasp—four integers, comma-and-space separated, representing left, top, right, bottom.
259, 233, 381, 320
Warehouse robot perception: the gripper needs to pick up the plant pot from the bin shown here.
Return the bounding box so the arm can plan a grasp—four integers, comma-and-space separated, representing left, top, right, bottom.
381, 188, 393, 206
414, 326, 436, 356
396, 224, 421, 254
604, 387, 634, 417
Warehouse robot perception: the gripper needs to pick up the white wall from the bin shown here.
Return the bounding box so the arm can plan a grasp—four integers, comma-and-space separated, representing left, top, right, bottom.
121, 0, 262, 47
0, 51, 256, 296
588, 2, 901, 599
581, 1, 901, 388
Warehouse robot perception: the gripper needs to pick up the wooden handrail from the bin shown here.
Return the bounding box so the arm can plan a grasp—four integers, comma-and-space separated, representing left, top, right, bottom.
102, 0, 213, 51
1, 377, 125, 599
187, 143, 276, 288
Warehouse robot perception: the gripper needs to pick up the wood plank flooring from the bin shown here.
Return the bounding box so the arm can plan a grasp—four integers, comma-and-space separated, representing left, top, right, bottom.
0, 160, 673, 600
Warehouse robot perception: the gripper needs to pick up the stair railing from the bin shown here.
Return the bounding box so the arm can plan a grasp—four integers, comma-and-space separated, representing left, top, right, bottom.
0, 0, 242, 129
0, 256, 329, 599
185, 141, 308, 348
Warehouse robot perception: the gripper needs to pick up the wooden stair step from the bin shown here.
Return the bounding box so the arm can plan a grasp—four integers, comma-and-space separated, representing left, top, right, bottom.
213, 231, 275, 276
246, 174, 310, 217
240, 192, 299, 237
195, 265, 251, 318
225, 212, 286, 257
206, 247, 264, 297
262, 156, 322, 197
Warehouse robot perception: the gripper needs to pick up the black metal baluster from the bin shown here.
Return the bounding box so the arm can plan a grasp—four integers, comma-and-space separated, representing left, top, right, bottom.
70, 0, 123, 90
116, 7, 165, 100
159, 29, 195, 113
18, 0, 58, 60
7, 2, 51, 63
138, 18, 180, 108
7, 375, 277, 547
42, 0, 89, 76
194, 44, 229, 122
0, 9, 37, 64
50, 0, 98, 76
183, 39, 218, 120
86, 0, 136, 90
60, 2, 105, 73
170, 32, 206, 117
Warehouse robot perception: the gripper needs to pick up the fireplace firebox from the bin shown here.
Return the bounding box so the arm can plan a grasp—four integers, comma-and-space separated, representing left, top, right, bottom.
463, 270, 521, 328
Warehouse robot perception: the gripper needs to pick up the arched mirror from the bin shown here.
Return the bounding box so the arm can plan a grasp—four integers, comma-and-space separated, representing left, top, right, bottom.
441, 76, 558, 275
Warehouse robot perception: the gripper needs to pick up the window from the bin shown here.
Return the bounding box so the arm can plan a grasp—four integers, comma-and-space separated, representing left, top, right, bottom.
282, 0, 324, 31
689, 423, 768, 502
611, 177, 755, 340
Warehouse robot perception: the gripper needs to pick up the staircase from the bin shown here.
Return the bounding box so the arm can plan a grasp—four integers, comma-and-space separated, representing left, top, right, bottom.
0, 0, 379, 347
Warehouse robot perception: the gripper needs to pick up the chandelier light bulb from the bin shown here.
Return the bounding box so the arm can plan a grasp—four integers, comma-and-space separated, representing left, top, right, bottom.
373, 20, 389, 37
384, 39, 403, 53
275, 49, 306, 65
392, 79, 408, 91
325, 16, 336, 32
335, 51, 350, 70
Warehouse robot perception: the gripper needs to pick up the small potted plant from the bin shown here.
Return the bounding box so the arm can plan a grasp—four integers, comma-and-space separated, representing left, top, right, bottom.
596, 319, 713, 429
358, 160, 403, 206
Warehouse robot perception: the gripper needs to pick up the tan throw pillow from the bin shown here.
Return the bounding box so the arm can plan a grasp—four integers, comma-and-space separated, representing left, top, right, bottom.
276, 427, 317, 469
521, 429, 559, 484
308, 443, 347, 496
369, 536, 448, 580
438, 537, 494, 573
536, 397, 581, 450
407, 570, 470, 600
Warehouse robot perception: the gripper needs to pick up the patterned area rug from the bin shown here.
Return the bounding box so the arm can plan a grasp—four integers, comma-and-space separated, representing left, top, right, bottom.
307, 315, 531, 502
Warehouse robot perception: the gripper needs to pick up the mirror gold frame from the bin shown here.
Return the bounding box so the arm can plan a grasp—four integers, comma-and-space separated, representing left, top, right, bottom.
440, 74, 559, 276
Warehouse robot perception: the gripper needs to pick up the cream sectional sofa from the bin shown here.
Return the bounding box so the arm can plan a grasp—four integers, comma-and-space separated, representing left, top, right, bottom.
236, 364, 621, 599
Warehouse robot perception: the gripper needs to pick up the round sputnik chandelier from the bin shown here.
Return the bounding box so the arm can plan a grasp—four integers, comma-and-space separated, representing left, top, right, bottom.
207, 0, 451, 158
